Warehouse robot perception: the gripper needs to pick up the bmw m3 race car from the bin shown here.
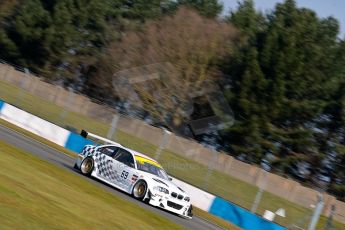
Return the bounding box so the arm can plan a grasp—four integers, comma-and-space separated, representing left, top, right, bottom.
74, 131, 193, 218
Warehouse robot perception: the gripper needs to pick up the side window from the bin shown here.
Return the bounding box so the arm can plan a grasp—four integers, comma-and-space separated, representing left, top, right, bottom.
98, 146, 119, 158
114, 148, 135, 168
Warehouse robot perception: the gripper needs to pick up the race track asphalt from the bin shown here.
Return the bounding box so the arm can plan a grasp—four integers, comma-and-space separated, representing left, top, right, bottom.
0, 124, 225, 230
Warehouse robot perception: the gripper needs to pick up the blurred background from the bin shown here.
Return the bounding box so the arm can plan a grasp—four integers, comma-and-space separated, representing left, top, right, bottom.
1, 0, 345, 229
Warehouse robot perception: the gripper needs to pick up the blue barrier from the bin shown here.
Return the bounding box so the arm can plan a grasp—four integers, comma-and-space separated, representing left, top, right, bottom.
0, 99, 4, 112
209, 197, 286, 230
65, 132, 94, 153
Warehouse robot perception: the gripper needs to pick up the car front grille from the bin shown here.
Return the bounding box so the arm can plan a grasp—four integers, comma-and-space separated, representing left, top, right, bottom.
167, 201, 183, 210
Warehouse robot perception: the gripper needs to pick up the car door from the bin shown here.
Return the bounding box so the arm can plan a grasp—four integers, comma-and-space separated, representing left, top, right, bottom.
94, 146, 119, 182
112, 148, 136, 191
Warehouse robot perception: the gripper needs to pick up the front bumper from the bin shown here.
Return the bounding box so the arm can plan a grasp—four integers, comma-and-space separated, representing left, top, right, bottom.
148, 190, 192, 219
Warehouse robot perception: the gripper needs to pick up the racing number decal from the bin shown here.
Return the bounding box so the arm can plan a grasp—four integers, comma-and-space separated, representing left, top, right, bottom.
121, 170, 129, 179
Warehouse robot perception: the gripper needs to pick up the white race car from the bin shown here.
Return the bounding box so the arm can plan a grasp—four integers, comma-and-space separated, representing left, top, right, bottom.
74, 131, 193, 218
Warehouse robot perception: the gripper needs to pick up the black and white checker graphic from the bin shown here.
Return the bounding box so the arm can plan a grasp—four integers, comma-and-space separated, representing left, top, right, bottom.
82, 145, 96, 156
94, 152, 119, 181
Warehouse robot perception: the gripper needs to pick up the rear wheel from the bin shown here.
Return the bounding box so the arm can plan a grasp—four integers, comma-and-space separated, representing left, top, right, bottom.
80, 157, 94, 176
133, 180, 147, 200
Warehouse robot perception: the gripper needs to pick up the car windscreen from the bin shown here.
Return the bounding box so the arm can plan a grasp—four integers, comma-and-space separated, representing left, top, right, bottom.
136, 160, 169, 180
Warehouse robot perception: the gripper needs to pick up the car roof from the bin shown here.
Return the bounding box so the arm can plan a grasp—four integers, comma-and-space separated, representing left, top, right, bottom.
132, 150, 157, 162
100, 144, 158, 164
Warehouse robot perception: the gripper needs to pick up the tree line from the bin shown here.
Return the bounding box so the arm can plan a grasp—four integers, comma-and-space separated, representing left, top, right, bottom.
0, 0, 344, 200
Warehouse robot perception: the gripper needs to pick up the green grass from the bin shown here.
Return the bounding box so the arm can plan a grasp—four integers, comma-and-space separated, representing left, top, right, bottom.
1, 79, 344, 229
0, 140, 184, 230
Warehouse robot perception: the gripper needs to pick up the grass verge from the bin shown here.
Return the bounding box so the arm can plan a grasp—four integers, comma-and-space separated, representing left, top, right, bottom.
1, 80, 344, 229
0, 140, 184, 230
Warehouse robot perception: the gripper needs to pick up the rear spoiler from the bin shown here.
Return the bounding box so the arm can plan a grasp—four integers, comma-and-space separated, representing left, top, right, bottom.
80, 130, 120, 145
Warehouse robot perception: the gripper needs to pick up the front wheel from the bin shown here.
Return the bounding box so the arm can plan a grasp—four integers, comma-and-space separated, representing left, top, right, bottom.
187, 205, 193, 218
80, 157, 94, 176
132, 180, 147, 200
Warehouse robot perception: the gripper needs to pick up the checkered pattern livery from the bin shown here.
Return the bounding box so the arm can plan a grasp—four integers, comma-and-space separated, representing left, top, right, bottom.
81, 145, 97, 157
81, 146, 119, 181
94, 152, 118, 181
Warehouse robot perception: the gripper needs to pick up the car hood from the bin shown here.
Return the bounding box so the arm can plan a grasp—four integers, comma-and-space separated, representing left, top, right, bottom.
138, 171, 188, 196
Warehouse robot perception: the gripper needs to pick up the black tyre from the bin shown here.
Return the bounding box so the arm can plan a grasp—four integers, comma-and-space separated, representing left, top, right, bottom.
80, 157, 94, 176
187, 205, 193, 217
132, 180, 147, 200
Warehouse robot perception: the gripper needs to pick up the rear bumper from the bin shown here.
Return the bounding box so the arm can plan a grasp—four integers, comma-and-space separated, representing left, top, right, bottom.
75, 154, 85, 169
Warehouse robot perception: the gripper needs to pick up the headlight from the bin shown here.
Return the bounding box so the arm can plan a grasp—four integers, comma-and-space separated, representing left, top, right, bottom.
153, 186, 169, 194
184, 197, 190, 202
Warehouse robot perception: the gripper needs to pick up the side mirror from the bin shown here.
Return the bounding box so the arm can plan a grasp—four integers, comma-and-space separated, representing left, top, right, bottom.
80, 130, 88, 138
168, 177, 172, 181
